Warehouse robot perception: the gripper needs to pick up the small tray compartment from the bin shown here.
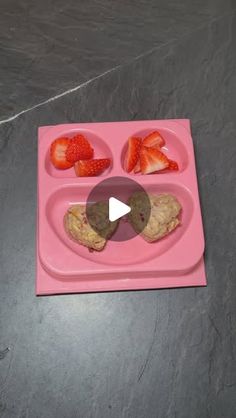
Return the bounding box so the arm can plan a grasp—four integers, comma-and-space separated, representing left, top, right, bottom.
44, 128, 113, 178
43, 182, 196, 270
37, 119, 206, 295
121, 126, 189, 173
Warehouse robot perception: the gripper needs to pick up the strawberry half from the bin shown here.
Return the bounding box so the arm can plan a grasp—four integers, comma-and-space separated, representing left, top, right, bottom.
124, 136, 142, 173
66, 134, 94, 163
140, 146, 169, 174
168, 159, 179, 171
142, 131, 165, 148
50, 137, 73, 169
74, 159, 111, 177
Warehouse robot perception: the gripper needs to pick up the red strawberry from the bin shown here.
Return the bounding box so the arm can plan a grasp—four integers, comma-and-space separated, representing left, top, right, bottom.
74, 159, 111, 177
50, 137, 73, 169
142, 131, 165, 148
124, 137, 142, 173
168, 159, 179, 171
66, 134, 93, 163
140, 146, 169, 174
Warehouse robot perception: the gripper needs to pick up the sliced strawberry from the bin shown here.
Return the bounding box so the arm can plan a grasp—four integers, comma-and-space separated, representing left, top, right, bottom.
66, 134, 94, 163
124, 137, 142, 173
140, 146, 169, 174
74, 159, 111, 177
168, 159, 179, 171
50, 137, 73, 169
142, 131, 165, 148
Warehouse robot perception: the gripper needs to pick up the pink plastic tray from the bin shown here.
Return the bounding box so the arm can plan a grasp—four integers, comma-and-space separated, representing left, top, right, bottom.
36, 119, 206, 295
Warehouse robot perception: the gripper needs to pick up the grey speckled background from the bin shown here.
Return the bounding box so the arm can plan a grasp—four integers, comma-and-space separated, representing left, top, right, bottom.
0, 1, 236, 417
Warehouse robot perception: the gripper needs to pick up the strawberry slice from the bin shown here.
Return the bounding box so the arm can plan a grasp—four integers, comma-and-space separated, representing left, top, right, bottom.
124, 136, 142, 173
140, 146, 169, 174
50, 137, 73, 169
168, 159, 179, 171
142, 131, 165, 148
74, 159, 111, 177
66, 134, 94, 163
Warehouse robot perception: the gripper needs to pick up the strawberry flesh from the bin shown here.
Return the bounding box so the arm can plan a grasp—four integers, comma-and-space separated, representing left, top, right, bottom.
168, 159, 179, 171
142, 131, 165, 148
133, 159, 141, 173
124, 137, 142, 173
140, 146, 169, 174
50, 137, 73, 169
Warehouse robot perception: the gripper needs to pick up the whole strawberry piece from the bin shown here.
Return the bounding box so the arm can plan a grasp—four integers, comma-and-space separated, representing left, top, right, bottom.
66, 134, 94, 163
74, 159, 111, 177
50, 137, 73, 169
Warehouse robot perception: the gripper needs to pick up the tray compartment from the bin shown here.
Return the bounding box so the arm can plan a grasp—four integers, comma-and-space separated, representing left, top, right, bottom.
41, 181, 198, 273
120, 126, 189, 174
44, 128, 113, 178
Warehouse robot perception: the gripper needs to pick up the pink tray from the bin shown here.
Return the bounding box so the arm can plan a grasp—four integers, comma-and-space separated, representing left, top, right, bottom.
36, 119, 206, 295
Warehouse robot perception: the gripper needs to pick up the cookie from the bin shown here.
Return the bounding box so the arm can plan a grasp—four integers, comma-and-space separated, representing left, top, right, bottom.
128, 192, 181, 242
64, 202, 118, 251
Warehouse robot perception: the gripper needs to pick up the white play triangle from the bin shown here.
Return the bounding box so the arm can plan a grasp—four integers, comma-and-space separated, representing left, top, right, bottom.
109, 197, 131, 222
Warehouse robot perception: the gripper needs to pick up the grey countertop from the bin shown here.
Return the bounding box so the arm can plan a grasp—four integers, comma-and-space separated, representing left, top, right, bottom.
0, 1, 236, 417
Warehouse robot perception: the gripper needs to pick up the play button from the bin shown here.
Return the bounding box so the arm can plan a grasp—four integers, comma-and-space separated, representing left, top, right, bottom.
109, 197, 131, 222
86, 176, 151, 242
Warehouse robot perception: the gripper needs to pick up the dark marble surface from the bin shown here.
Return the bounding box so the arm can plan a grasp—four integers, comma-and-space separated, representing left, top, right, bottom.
0, 0, 236, 121
0, 2, 236, 418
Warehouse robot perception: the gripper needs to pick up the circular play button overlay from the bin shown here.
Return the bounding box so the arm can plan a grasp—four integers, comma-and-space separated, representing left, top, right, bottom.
86, 176, 151, 242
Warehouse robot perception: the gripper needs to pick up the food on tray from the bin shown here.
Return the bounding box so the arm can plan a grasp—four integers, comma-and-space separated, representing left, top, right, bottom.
65, 134, 93, 163
50, 133, 110, 176
124, 130, 179, 174
128, 192, 182, 242
124, 136, 142, 173
142, 131, 166, 148
74, 159, 111, 177
64, 192, 181, 251
168, 159, 179, 171
64, 202, 118, 251
50, 137, 74, 169
140, 146, 169, 174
